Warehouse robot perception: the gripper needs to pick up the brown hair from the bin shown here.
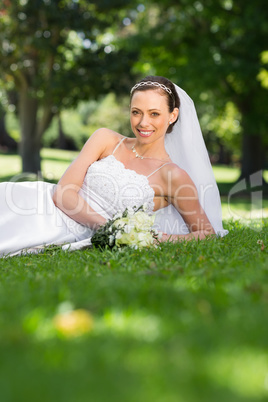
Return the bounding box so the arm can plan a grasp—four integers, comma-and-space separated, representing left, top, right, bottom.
130, 76, 180, 133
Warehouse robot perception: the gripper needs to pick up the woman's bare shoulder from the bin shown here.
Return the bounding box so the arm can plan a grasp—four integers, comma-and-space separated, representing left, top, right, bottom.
81, 128, 125, 157
161, 162, 194, 185
91, 128, 125, 144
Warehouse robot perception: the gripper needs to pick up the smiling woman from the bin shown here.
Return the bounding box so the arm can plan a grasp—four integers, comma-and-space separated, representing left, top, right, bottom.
130, 89, 178, 153
130, 77, 180, 134
0, 76, 227, 257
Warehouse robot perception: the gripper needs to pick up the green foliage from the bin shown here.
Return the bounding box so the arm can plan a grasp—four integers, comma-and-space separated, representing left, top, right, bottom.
129, 0, 268, 171
41, 93, 132, 149
0, 0, 137, 107
199, 100, 242, 162
0, 0, 139, 172
257, 51, 268, 89
0, 220, 268, 401
80, 93, 132, 137
4, 110, 20, 141
42, 110, 90, 150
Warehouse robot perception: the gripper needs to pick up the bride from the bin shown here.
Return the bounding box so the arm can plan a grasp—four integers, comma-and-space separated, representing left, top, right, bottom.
0, 76, 227, 257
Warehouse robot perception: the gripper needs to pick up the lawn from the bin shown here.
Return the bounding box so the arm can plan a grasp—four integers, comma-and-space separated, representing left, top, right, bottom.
0, 149, 268, 402
0, 148, 79, 182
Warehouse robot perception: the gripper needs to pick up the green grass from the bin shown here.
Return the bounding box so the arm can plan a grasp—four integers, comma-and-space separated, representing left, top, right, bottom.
0, 221, 268, 402
0, 148, 79, 182
213, 165, 268, 183
1, 149, 268, 401
213, 165, 241, 183
221, 197, 268, 221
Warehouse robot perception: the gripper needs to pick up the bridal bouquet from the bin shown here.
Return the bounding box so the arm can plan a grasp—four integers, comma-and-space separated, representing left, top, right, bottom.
91, 205, 159, 250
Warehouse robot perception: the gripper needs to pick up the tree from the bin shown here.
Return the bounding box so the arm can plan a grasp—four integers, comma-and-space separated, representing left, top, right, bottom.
0, 0, 137, 173
130, 0, 268, 179
0, 109, 17, 151
0, 88, 17, 151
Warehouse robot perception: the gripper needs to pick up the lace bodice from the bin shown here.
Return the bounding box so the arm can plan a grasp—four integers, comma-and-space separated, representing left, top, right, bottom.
79, 155, 155, 219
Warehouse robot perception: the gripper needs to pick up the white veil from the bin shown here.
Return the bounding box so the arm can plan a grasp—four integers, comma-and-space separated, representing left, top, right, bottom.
154, 84, 228, 236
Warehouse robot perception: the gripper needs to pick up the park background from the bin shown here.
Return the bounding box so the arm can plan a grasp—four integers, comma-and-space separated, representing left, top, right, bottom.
0, 1, 268, 402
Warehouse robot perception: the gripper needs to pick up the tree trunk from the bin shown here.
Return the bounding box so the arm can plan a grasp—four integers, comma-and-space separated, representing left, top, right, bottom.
0, 112, 17, 150
37, 104, 54, 139
18, 89, 40, 173
58, 113, 68, 149
217, 139, 231, 165
240, 133, 265, 181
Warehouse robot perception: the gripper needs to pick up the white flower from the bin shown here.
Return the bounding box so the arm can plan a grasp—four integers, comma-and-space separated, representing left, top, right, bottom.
124, 225, 133, 234
126, 206, 135, 216
137, 231, 154, 247
109, 235, 115, 246
113, 218, 127, 229
132, 211, 155, 231
142, 202, 149, 212
115, 231, 138, 247
113, 211, 123, 220
115, 231, 123, 240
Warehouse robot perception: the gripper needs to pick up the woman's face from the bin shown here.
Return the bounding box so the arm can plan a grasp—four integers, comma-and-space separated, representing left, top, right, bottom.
130, 89, 178, 144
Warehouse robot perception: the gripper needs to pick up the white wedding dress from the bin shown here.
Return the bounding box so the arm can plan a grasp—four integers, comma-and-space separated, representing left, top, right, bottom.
0, 83, 228, 257
0, 149, 155, 257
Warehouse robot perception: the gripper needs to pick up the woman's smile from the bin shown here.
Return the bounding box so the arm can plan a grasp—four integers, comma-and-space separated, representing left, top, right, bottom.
137, 129, 155, 137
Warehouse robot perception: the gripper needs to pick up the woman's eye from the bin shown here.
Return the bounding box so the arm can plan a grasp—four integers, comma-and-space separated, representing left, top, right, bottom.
132, 110, 139, 115
152, 112, 159, 117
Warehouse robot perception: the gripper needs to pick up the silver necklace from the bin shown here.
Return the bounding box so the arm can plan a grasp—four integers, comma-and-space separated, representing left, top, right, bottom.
131, 145, 170, 161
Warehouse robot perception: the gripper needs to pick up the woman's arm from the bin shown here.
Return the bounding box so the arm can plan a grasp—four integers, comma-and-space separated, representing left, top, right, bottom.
159, 166, 215, 242
53, 128, 119, 228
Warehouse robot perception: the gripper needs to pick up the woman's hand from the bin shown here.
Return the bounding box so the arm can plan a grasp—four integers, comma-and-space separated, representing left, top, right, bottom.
157, 229, 215, 243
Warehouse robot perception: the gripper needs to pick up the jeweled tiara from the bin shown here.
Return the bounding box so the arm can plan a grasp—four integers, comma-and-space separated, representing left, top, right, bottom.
130, 81, 173, 96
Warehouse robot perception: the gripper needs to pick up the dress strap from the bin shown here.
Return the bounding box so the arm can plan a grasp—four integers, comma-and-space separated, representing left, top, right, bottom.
112, 137, 126, 155
147, 162, 173, 178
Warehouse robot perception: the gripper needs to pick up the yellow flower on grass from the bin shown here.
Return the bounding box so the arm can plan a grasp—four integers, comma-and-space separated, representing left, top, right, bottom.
53, 309, 93, 338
